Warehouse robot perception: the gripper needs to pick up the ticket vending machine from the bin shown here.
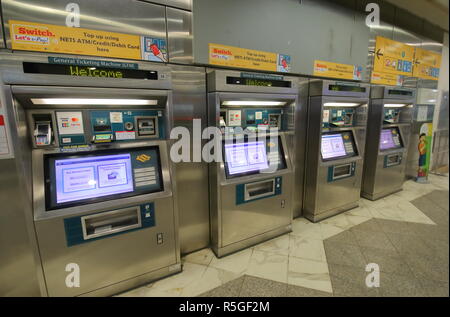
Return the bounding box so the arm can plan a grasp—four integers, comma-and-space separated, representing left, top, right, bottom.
0, 53, 180, 296
207, 70, 302, 257
361, 85, 415, 200
405, 88, 436, 182
304, 80, 369, 222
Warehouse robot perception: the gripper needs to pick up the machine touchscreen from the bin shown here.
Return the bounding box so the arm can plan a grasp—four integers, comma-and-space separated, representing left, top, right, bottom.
225, 141, 269, 175
380, 128, 403, 150
321, 134, 346, 159
45, 147, 163, 210
223, 136, 286, 178
54, 154, 134, 204
321, 132, 357, 160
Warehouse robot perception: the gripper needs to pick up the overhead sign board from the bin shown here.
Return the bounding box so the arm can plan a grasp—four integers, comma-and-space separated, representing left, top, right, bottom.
209, 43, 291, 73
9, 20, 168, 62
313, 60, 363, 81
413, 48, 441, 80
373, 36, 415, 77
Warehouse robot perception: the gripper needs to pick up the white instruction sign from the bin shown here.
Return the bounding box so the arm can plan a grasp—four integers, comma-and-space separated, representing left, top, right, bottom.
417, 106, 428, 122
0, 102, 12, 159
227, 110, 242, 127
323, 110, 330, 123
110, 112, 123, 123
57, 112, 84, 135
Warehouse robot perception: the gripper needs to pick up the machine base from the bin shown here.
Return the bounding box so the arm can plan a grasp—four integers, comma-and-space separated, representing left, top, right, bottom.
304, 202, 359, 223
361, 188, 402, 201
212, 224, 292, 258
79, 262, 182, 297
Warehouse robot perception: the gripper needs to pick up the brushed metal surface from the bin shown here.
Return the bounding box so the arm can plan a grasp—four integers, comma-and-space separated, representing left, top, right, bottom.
207, 69, 299, 95
35, 196, 177, 297
0, 52, 172, 89
361, 86, 415, 200
0, 52, 181, 296
167, 7, 193, 64
0, 159, 41, 296
170, 64, 209, 254
0, 83, 43, 296
207, 71, 295, 256
2, 0, 167, 50
303, 83, 369, 222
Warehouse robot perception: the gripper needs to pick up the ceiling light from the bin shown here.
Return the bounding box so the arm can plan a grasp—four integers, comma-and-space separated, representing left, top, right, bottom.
384, 104, 409, 108
323, 102, 361, 107
31, 98, 158, 105
222, 101, 286, 106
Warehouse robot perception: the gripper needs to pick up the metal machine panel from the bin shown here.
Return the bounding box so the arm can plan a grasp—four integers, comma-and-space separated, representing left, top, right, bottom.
362, 85, 415, 200
207, 69, 299, 257
309, 79, 370, 98
1, 0, 167, 50
166, 7, 193, 64
170, 64, 209, 255
303, 81, 369, 222
207, 69, 299, 95
0, 52, 181, 296
0, 52, 171, 89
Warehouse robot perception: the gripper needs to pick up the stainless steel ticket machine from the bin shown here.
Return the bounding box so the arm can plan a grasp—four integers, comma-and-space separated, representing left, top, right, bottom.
207, 70, 302, 257
0, 53, 180, 296
361, 85, 415, 200
304, 80, 369, 222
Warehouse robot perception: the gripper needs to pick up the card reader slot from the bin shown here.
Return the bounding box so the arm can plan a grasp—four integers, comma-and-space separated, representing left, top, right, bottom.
244, 179, 275, 201
81, 207, 141, 240
386, 154, 401, 167
332, 164, 352, 180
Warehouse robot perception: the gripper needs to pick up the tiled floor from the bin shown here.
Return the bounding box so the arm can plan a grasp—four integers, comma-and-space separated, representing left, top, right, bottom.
119, 174, 449, 297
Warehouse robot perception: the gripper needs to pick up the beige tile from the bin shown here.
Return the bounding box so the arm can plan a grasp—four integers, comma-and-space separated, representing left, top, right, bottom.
209, 248, 253, 274
287, 257, 333, 293
182, 248, 215, 266
291, 217, 323, 240
137, 262, 207, 297
253, 234, 290, 256
181, 266, 240, 297
345, 205, 373, 218
289, 235, 326, 262
319, 222, 344, 239
345, 214, 372, 228
321, 213, 352, 231
246, 250, 289, 284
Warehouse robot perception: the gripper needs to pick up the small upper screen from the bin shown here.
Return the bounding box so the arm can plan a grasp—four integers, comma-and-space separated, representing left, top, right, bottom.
224, 141, 269, 175
54, 154, 134, 204
380, 128, 403, 150
321, 134, 347, 159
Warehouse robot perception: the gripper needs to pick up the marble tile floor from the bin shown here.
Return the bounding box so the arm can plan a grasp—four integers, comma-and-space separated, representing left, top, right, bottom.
118, 174, 448, 297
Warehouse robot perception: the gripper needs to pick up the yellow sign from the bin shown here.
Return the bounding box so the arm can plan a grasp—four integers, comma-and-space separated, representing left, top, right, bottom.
413, 48, 441, 80
9, 20, 143, 60
208, 43, 291, 72
370, 71, 403, 86
313, 60, 363, 80
136, 154, 151, 163
373, 36, 415, 76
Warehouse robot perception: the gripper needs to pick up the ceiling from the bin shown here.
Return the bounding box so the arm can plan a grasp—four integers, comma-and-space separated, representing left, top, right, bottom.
384, 0, 449, 31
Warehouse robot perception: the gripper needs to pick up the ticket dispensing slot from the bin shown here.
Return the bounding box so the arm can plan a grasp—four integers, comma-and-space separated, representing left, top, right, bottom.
244, 179, 275, 201
81, 207, 142, 240
136, 116, 158, 138
332, 164, 352, 180
32, 113, 54, 146
385, 153, 402, 167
